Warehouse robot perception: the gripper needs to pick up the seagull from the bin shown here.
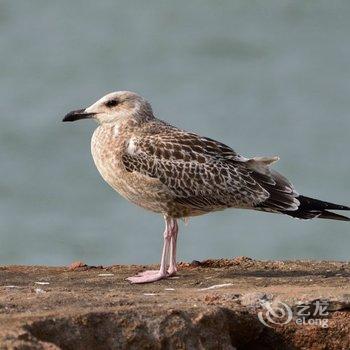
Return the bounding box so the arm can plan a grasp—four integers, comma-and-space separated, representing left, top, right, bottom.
63, 91, 350, 283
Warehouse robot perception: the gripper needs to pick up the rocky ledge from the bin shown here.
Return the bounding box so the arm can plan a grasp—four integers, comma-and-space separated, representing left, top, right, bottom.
0, 257, 349, 349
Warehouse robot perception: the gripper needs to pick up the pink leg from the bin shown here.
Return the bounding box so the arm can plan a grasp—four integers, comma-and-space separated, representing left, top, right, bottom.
127, 217, 178, 284
136, 219, 178, 277
168, 220, 178, 276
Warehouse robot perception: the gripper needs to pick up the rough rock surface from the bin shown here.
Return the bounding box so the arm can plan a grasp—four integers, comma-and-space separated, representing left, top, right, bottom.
0, 257, 349, 349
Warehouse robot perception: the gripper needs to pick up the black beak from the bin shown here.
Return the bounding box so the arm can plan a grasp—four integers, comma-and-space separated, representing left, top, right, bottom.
62, 109, 95, 122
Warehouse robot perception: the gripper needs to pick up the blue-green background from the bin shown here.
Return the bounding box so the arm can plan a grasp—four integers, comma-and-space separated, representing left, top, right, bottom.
1, 1, 349, 265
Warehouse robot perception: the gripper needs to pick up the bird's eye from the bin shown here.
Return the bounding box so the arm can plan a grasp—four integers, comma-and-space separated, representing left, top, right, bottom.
106, 99, 119, 108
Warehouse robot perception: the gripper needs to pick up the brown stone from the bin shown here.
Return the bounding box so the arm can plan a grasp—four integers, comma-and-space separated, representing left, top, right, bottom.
0, 258, 349, 349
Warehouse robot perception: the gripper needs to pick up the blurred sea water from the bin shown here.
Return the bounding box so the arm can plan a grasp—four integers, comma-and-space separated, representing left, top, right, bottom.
0, 1, 349, 265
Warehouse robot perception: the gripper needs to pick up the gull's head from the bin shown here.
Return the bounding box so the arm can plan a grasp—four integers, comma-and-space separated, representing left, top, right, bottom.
62, 91, 154, 124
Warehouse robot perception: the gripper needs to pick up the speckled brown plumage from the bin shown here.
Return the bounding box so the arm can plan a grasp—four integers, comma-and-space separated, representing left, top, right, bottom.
121, 121, 287, 217
91, 118, 298, 219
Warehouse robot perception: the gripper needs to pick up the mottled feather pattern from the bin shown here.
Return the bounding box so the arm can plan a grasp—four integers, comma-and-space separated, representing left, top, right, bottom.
122, 120, 299, 215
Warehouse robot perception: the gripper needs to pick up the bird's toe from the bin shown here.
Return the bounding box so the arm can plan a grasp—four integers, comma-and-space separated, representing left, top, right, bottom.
135, 269, 159, 277
126, 271, 167, 284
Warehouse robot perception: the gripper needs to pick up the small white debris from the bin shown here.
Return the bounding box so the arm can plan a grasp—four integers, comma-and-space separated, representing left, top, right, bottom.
35, 288, 46, 294
5, 285, 19, 289
98, 273, 114, 277
199, 283, 233, 291
35, 282, 50, 285
165, 288, 175, 291
143, 293, 157, 296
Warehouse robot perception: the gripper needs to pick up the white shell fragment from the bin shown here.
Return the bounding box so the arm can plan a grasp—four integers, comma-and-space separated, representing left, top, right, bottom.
199, 283, 233, 291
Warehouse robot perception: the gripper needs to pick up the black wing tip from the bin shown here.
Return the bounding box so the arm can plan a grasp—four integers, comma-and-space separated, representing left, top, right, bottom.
318, 211, 350, 222
281, 209, 350, 221
281, 195, 350, 221
298, 195, 350, 211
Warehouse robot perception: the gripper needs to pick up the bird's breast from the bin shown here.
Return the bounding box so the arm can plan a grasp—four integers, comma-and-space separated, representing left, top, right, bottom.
91, 125, 130, 193
90, 124, 171, 213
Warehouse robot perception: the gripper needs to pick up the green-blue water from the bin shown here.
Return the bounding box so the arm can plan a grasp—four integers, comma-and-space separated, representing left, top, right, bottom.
1, 1, 349, 266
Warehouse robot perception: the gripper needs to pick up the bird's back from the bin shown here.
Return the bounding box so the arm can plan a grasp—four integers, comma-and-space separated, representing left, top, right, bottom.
121, 118, 295, 217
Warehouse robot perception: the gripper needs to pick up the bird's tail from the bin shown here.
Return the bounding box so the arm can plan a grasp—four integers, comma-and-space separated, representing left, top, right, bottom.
282, 195, 350, 221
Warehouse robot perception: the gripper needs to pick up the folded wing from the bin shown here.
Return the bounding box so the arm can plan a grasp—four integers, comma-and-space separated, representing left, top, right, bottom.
122, 125, 300, 214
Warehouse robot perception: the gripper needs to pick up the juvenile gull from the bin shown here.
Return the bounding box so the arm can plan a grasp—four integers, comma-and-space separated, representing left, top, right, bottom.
63, 91, 350, 283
